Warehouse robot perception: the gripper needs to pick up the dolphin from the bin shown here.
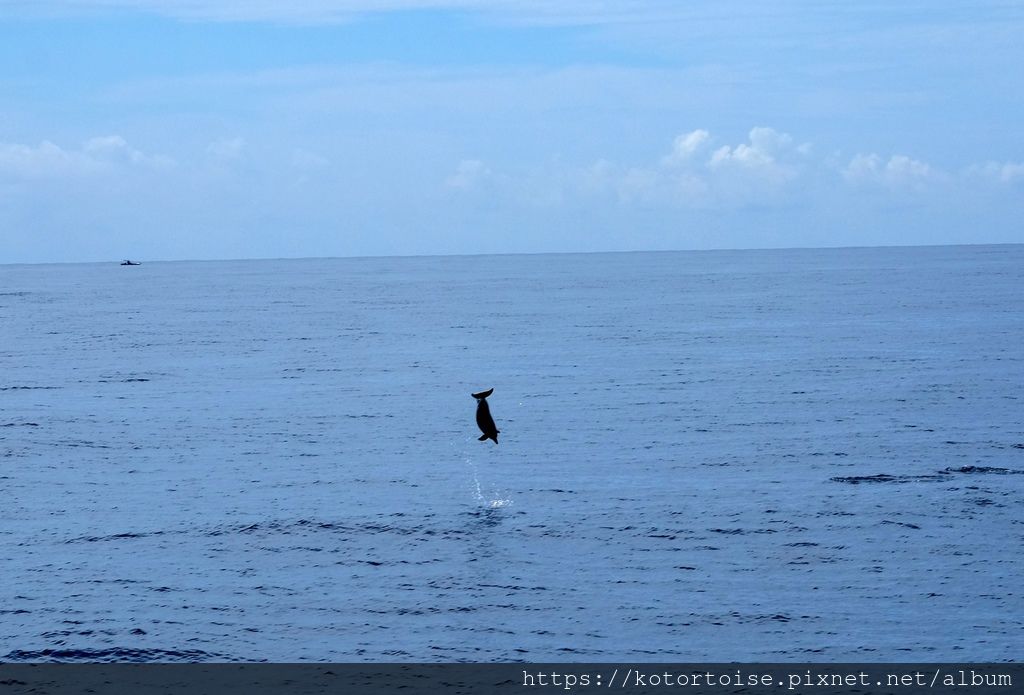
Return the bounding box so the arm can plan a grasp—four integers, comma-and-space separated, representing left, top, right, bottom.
472, 388, 499, 444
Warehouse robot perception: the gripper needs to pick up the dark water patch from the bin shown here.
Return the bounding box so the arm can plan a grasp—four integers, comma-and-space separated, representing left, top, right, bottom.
0, 385, 61, 391
65, 578, 151, 586
41, 628, 119, 639
66, 531, 165, 544
767, 521, 809, 532
945, 465, 1024, 475
831, 472, 948, 484
98, 377, 151, 383
54, 439, 112, 450
368, 606, 439, 616
361, 521, 430, 536
709, 527, 776, 535
203, 516, 499, 542
1, 647, 244, 663
208, 520, 339, 537
881, 520, 921, 530
1, 421, 39, 427
728, 612, 797, 624
477, 583, 548, 592
464, 508, 521, 527
359, 557, 434, 568
381, 649, 412, 657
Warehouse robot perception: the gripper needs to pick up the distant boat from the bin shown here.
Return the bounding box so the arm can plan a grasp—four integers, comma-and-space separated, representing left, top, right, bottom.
120, 260, 141, 266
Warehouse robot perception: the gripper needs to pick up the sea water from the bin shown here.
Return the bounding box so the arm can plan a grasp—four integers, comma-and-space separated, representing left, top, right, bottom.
0, 245, 1021, 662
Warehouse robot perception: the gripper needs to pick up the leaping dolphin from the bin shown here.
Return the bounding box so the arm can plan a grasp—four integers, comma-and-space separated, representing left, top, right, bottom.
472, 388, 499, 444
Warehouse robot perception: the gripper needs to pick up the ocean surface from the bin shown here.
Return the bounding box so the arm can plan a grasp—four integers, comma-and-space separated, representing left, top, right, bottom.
1, 245, 1022, 663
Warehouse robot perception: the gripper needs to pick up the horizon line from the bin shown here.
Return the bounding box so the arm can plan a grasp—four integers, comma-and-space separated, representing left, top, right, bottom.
2, 240, 1021, 268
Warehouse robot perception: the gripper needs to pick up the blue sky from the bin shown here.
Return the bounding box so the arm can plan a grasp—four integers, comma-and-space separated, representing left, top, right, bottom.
1, 1, 1022, 263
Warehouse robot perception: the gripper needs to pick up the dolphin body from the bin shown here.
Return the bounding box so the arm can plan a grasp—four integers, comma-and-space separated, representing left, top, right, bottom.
472, 388, 499, 444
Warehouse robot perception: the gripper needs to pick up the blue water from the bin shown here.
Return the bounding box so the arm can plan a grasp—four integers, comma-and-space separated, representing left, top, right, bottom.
1, 246, 1022, 662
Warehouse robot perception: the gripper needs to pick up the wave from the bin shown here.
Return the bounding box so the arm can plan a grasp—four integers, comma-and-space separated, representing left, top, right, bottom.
1, 647, 246, 663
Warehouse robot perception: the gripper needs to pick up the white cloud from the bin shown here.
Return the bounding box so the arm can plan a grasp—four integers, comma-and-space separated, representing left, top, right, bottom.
843, 153, 879, 179
466, 125, 1017, 212
558, 126, 804, 208
886, 155, 933, 185
661, 129, 710, 166
707, 127, 799, 188
84, 135, 172, 167
0, 136, 171, 179
0, 141, 83, 178
710, 143, 771, 169
843, 152, 937, 190
748, 126, 793, 155
445, 158, 491, 189
964, 160, 1024, 184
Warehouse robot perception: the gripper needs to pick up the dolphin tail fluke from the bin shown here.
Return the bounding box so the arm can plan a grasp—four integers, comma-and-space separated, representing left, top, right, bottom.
471, 388, 494, 399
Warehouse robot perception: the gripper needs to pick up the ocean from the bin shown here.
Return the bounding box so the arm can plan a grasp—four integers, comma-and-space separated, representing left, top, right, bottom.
1, 245, 1021, 662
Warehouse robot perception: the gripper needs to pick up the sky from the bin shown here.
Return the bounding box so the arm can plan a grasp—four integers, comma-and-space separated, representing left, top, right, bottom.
1, 1, 1023, 263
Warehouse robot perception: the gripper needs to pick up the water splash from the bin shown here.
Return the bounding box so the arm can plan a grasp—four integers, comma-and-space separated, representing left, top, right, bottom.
465, 456, 485, 503
464, 454, 511, 509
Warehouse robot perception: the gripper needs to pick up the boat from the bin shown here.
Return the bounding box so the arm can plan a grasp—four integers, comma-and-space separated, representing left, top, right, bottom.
120, 260, 141, 266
